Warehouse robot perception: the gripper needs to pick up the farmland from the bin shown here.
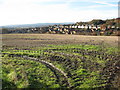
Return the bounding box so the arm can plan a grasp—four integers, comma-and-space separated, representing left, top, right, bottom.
1, 34, 120, 89
2, 34, 119, 47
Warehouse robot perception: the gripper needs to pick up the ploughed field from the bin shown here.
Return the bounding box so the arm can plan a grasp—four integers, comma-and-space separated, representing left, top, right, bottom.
2, 34, 120, 89
2, 34, 119, 47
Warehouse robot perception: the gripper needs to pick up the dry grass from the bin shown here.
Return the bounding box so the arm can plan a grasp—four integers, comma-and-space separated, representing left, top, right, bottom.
2, 34, 119, 47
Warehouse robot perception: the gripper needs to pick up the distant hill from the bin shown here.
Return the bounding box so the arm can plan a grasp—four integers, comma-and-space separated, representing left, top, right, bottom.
76, 18, 120, 26
0, 22, 74, 28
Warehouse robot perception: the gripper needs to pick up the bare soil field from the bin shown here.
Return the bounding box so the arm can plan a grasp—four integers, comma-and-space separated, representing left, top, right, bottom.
2, 34, 119, 47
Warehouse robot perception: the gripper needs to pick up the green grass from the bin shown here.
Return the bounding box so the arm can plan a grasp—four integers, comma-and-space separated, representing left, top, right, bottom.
2, 55, 59, 89
2, 44, 119, 89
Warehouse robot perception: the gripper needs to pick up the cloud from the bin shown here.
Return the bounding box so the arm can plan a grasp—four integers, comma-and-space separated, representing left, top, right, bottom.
93, 1, 118, 7
0, 0, 118, 26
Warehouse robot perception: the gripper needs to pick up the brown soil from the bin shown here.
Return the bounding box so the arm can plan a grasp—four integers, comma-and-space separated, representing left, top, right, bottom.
2, 34, 119, 47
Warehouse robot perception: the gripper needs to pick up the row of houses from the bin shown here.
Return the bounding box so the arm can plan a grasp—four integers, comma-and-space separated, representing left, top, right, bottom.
49, 24, 119, 30
48, 24, 120, 35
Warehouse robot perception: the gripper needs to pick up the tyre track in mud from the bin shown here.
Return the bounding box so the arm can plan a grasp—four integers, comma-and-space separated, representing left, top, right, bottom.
2, 53, 72, 89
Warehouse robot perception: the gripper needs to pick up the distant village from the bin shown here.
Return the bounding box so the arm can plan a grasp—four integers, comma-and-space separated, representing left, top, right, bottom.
1, 18, 120, 36
46, 24, 119, 35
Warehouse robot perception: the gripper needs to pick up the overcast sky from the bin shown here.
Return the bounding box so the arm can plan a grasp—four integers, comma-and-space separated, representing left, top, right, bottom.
0, 0, 118, 26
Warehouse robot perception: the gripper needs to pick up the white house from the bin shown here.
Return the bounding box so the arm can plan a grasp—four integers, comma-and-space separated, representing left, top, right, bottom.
117, 27, 119, 29
74, 25, 77, 28
81, 25, 84, 28
111, 26, 115, 29
72, 26, 75, 28
92, 26, 97, 29
78, 25, 81, 28
84, 25, 88, 29
89, 25, 92, 29
69, 26, 72, 28
97, 25, 101, 29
